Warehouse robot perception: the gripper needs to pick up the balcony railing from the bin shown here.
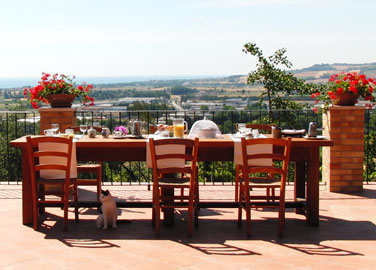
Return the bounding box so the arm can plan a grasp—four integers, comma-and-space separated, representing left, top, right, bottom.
1, 108, 375, 184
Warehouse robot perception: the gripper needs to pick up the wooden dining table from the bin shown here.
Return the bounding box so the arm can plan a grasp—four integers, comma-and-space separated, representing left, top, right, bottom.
10, 134, 333, 227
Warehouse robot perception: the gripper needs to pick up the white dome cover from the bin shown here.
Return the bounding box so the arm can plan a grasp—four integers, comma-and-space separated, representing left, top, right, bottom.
189, 116, 222, 138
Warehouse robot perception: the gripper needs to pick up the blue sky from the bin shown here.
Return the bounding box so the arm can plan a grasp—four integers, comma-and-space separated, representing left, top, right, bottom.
1, 0, 375, 78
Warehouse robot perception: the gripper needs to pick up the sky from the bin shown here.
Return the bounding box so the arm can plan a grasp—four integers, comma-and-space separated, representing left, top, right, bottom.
1, 0, 376, 79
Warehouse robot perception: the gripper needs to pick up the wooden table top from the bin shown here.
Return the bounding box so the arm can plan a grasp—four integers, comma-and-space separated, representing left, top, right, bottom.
10, 134, 334, 149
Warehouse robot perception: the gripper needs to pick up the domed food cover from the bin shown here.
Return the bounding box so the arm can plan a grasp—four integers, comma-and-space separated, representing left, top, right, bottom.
189, 116, 222, 138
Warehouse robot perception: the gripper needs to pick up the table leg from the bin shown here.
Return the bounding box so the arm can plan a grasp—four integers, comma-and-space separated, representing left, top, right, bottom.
21, 149, 33, 225
294, 160, 306, 215
306, 147, 320, 226
162, 187, 175, 225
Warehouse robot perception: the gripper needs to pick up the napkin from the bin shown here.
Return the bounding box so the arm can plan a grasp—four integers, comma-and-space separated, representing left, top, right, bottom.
231, 134, 272, 166
146, 135, 185, 169
39, 142, 77, 179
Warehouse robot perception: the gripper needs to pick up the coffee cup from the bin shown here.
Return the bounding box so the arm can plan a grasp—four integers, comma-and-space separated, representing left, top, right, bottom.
44, 129, 54, 136
65, 129, 75, 138
114, 130, 123, 137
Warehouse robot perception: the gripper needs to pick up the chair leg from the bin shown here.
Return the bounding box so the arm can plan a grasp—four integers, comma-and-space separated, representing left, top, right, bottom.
74, 184, 79, 222
155, 205, 160, 236
152, 207, 155, 228
188, 199, 193, 237
194, 191, 199, 227
195, 167, 200, 210
278, 203, 285, 238
194, 206, 199, 228
63, 190, 69, 231
235, 165, 239, 202
245, 201, 251, 237
154, 189, 161, 236
32, 184, 39, 231
237, 188, 242, 228
244, 183, 251, 237
97, 166, 102, 201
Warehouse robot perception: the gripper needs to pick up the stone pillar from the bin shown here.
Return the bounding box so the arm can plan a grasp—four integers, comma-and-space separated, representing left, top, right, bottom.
322, 106, 365, 192
38, 108, 77, 135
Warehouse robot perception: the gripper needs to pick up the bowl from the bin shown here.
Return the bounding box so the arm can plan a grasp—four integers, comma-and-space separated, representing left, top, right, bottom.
198, 127, 217, 138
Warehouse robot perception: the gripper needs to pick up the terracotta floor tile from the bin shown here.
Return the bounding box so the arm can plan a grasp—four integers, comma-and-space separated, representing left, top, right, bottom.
1, 183, 376, 270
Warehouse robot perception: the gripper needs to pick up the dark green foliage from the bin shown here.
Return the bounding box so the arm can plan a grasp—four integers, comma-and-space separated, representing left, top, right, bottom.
170, 86, 198, 95
243, 42, 319, 120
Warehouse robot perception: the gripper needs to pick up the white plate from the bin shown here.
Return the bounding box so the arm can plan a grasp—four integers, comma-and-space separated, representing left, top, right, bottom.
303, 135, 326, 140
113, 135, 126, 139
232, 133, 244, 138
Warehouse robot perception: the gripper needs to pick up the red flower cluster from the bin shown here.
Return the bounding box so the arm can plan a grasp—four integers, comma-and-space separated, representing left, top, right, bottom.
312, 72, 376, 112
24, 73, 95, 109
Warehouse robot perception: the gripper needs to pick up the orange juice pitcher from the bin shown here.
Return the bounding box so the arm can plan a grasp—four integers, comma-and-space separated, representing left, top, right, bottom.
173, 118, 188, 138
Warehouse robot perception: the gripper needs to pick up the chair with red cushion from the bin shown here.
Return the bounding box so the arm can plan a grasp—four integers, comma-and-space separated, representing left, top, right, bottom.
237, 137, 292, 237
149, 137, 199, 236
26, 136, 79, 231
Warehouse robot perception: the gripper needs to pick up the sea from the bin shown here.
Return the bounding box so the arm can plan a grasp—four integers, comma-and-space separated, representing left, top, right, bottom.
0, 75, 221, 89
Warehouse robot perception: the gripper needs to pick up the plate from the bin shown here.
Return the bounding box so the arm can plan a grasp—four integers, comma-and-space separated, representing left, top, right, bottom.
303, 135, 326, 140
113, 135, 126, 139
125, 134, 144, 139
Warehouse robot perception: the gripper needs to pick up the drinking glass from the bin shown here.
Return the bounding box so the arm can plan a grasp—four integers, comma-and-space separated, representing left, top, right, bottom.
172, 118, 188, 138
79, 124, 88, 136
237, 123, 246, 135
51, 123, 59, 135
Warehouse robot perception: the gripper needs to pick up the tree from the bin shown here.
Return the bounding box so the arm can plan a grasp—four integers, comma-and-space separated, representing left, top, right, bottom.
200, 105, 209, 111
243, 43, 319, 120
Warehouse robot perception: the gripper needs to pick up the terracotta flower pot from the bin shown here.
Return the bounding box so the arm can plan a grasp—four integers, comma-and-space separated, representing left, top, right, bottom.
45, 94, 77, 108
332, 91, 359, 106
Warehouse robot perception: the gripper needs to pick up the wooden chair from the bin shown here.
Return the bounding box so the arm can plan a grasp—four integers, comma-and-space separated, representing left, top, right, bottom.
26, 136, 79, 231
149, 137, 199, 236
235, 123, 273, 202
237, 137, 292, 237
70, 126, 102, 200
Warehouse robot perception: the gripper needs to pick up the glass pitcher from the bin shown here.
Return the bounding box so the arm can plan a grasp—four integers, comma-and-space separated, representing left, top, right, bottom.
173, 118, 188, 138
129, 120, 143, 136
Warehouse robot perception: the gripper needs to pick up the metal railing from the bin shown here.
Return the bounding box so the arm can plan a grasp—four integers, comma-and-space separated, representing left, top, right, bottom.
1, 108, 374, 185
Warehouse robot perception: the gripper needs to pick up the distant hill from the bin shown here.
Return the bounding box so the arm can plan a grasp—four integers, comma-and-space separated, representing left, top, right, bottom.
189, 62, 376, 86
290, 62, 376, 83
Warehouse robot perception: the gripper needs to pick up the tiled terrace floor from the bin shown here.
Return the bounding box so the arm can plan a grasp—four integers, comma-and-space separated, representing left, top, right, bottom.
0, 183, 376, 270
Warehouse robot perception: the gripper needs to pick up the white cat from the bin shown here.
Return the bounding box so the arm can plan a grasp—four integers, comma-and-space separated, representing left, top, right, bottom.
96, 190, 118, 230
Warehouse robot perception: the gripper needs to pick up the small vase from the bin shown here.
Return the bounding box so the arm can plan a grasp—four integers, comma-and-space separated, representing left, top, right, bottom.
332, 91, 358, 106
45, 94, 77, 108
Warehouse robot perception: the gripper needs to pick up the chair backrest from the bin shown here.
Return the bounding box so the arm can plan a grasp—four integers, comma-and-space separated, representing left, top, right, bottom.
240, 137, 292, 185
236, 123, 272, 134
26, 136, 74, 182
149, 138, 199, 177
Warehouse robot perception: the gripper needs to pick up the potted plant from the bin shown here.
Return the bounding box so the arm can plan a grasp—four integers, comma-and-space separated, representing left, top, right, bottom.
312, 72, 376, 113
24, 72, 95, 109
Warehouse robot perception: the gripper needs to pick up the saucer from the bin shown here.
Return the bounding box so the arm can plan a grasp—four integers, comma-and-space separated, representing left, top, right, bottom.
125, 134, 144, 139
113, 135, 126, 139
303, 135, 326, 140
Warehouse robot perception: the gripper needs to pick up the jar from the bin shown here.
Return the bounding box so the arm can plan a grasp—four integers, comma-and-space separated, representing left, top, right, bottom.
272, 126, 282, 138
101, 127, 110, 138
308, 122, 317, 137
87, 127, 97, 138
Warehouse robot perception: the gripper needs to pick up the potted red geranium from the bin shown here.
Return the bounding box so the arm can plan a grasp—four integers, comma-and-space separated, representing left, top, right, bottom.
24, 72, 95, 109
312, 72, 376, 113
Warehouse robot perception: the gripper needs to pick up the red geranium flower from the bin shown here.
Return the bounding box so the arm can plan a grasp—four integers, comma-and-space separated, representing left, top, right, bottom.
312, 72, 376, 113
24, 72, 95, 109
